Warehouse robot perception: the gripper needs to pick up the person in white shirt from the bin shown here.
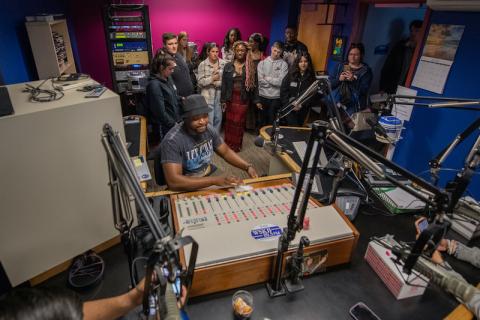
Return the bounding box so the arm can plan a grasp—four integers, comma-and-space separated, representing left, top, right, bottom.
197, 43, 226, 133
256, 41, 288, 127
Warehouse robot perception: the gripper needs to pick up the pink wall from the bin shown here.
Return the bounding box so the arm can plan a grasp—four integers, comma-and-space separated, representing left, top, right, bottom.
68, 0, 275, 89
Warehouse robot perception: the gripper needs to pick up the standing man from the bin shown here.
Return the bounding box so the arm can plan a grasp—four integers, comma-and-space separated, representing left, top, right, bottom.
162, 33, 194, 98
256, 41, 289, 127
161, 94, 258, 191
283, 25, 308, 67
380, 20, 423, 94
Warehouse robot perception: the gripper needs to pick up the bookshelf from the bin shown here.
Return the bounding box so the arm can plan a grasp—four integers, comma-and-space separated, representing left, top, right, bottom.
25, 19, 77, 79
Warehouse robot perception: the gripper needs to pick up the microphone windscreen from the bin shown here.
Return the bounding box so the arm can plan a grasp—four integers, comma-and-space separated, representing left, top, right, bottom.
365, 117, 376, 127
254, 136, 265, 148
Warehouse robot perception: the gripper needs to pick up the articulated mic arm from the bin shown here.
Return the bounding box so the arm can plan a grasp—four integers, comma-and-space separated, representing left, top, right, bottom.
318, 121, 480, 275
101, 124, 198, 319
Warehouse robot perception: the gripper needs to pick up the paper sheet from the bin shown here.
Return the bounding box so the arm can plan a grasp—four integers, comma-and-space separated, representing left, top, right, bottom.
391, 86, 417, 122
382, 187, 426, 210
293, 173, 322, 194
292, 141, 328, 168
411, 24, 464, 94
412, 59, 451, 94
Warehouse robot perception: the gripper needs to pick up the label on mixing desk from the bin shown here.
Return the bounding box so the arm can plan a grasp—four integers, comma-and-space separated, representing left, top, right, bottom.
182, 216, 208, 227
250, 224, 282, 241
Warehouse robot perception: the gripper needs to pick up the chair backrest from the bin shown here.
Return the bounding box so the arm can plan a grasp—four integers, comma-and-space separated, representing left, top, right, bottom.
153, 147, 166, 186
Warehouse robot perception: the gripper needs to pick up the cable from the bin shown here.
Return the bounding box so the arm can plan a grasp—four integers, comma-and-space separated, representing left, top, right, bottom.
23, 78, 64, 103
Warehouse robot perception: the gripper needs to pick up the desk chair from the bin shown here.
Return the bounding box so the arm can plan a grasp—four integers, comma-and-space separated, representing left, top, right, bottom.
152, 147, 166, 187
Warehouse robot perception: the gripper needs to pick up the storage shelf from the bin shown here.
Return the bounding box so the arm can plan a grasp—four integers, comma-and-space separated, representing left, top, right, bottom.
26, 19, 77, 79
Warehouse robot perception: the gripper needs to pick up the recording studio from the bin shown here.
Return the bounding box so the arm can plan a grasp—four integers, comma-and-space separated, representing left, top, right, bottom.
1, 1, 480, 320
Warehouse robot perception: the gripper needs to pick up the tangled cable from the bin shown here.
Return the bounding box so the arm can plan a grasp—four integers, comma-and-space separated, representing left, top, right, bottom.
23, 78, 64, 103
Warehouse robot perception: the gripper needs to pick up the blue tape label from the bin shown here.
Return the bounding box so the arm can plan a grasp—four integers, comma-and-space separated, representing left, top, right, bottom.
250, 224, 282, 241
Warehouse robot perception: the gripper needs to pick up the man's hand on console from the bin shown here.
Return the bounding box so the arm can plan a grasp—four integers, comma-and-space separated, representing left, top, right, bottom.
247, 166, 259, 179
216, 174, 243, 186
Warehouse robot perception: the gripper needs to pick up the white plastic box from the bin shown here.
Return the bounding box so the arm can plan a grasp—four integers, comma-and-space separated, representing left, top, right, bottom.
365, 239, 429, 300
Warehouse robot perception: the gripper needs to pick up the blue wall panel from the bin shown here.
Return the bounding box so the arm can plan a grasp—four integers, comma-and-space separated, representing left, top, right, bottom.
0, 1, 74, 85
361, 5, 426, 93
393, 11, 480, 198
268, 0, 301, 48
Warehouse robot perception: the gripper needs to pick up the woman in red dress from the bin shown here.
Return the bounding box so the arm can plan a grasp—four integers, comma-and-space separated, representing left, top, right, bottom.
221, 41, 250, 152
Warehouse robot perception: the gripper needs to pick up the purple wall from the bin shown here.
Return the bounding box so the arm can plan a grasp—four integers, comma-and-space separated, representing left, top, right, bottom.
68, 0, 275, 88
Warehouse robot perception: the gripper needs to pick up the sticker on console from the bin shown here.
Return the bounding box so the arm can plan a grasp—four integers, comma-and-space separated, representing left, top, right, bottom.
182, 216, 208, 226
250, 224, 282, 241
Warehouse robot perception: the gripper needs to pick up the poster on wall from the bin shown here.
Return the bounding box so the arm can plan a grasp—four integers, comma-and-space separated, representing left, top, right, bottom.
331, 36, 347, 61
411, 24, 465, 94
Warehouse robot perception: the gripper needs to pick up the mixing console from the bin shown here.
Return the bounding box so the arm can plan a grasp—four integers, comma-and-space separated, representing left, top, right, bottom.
175, 184, 318, 229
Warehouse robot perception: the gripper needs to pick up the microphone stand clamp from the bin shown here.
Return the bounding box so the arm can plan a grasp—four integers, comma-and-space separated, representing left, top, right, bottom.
284, 236, 310, 293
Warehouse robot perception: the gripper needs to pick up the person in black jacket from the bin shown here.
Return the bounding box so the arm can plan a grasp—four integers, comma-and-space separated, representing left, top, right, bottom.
162, 33, 194, 98
380, 20, 422, 93
146, 51, 182, 144
280, 52, 318, 126
283, 25, 308, 67
330, 43, 372, 121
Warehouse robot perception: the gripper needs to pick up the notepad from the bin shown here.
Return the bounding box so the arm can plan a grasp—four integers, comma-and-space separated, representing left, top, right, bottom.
373, 186, 429, 214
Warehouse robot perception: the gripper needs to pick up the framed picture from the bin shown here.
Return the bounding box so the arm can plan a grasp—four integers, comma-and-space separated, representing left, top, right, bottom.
331, 36, 347, 61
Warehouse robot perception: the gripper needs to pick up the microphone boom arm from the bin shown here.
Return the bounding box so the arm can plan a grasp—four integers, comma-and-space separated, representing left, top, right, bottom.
101, 124, 198, 318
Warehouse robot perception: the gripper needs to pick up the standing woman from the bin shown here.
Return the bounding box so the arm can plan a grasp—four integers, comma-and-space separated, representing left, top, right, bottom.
146, 51, 181, 144
330, 43, 372, 120
177, 31, 198, 92
221, 41, 249, 152
221, 28, 241, 63
245, 32, 266, 131
197, 43, 226, 133
177, 31, 195, 63
280, 52, 318, 126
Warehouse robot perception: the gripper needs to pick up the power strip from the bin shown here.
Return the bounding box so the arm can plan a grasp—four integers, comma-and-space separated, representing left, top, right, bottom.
54, 79, 95, 91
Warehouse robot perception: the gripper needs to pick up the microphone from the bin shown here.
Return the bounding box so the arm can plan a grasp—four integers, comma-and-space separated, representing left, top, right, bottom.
379, 237, 480, 318
159, 282, 181, 320
365, 117, 390, 142
408, 250, 480, 318
254, 135, 269, 148
254, 136, 293, 154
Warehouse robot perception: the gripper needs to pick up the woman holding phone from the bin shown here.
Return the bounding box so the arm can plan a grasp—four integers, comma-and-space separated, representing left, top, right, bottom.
329, 43, 372, 127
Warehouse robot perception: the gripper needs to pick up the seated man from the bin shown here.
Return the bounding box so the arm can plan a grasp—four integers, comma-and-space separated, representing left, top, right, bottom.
160, 94, 258, 191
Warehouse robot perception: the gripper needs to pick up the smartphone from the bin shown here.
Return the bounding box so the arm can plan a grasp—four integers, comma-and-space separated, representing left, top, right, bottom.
349, 302, 381, 320
418, 218, 429, 232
